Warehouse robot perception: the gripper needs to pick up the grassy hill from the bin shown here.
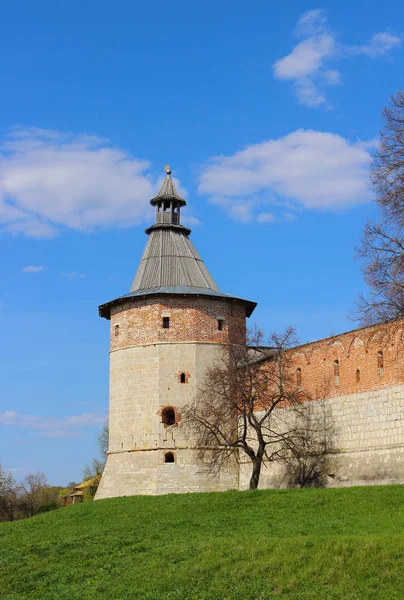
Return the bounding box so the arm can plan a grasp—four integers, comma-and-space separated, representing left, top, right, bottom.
0, 485, 403, 600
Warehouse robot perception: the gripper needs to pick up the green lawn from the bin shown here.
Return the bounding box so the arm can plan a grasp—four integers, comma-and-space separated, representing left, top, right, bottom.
1, 486, 403, 599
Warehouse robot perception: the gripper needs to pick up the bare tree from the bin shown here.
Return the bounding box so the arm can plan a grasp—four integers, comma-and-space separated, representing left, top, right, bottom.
356, 91, 404, 324
19, 472, 48, 518
0, 463, 19, 522
81, 421, 109, 499
97, 421, 109, 462
183, 328, 316, 490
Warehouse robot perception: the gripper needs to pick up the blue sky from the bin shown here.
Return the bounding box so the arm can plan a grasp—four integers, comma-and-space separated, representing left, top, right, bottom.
1, 0, 403, 485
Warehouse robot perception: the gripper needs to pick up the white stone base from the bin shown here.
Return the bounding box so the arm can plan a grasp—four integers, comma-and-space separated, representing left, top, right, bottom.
95, 448, 238, 499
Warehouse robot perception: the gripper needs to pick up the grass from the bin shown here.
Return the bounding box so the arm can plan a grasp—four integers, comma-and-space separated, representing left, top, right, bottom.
0, 485, 403, 599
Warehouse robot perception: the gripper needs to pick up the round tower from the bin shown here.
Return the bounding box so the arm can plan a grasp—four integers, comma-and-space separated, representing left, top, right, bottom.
96, 167, 256, 498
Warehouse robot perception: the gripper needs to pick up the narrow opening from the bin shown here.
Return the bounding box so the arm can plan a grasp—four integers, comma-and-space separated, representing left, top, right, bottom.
334, 360, 340, 386
164, 452, 175, 463
296, 368, 302, 388
180, 372, 186, 383
377, 350, 384, 376
217, 319, 224, 331
162, 317, 170, 329
162, 407, 176, 426
355, 369, 360, 383
114, 324, 120, 337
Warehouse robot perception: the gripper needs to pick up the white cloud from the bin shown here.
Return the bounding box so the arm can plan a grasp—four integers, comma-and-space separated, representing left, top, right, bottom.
296, 9, 328, 37
0, 127, 174, 238
21, 265, 44, 273
0, 410, 106, 438
274, 33, 336, 80
257, 212, 276, 224
61, 271, 86, 280
198, 129, 374, 222
350, 32, 402, 57
209, 196, 257, 223
182, 215, 202, 227
273, 10, 402, 107
67, 413, 105, 426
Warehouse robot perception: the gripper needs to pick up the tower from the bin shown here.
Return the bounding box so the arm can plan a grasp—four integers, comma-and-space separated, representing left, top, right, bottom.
96, 166, 256, 498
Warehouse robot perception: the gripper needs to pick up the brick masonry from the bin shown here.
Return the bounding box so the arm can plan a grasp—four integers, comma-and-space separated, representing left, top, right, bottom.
95, 296, 245, 499
96, 292, 404, 499
288, 321, 404, 399
238, 320, 404, 490
109, 296, 247, 351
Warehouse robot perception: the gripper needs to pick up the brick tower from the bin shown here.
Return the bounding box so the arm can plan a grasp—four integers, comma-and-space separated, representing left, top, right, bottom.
95, 166, 256, 498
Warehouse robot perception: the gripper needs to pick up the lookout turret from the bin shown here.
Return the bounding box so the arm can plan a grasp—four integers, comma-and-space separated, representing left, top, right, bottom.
95, 166, 256, 499
148, 164, 187, 231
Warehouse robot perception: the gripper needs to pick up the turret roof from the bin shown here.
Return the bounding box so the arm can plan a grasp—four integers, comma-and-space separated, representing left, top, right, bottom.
130, 226, 219, 292
150, 166, 186, 206
98, 165, 257, 320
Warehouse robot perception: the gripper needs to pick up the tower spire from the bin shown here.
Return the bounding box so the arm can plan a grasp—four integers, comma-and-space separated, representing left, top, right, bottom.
149, 165, 187, 230
98, 163, 257, 318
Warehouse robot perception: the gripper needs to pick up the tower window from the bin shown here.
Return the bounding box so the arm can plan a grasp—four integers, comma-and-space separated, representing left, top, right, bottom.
355, 369, 360, 383
217, 319, 224, 331
162, 317, 170, 329
334, 360, 340, 386
114, 325, 120, 337
164, 451, 175, 463
162, 407, 176, 426
377, 351, 384, 376
296, 368, 302, 388
180, 372, 186, 383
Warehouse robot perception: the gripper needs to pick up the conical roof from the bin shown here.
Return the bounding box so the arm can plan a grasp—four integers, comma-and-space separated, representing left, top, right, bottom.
150, 169, 186, 205
130, 227, 219, 291
98, 165, 257, 319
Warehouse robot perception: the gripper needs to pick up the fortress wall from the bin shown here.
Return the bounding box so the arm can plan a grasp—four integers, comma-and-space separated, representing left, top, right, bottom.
239, 384, 404, 490
98, 301, 404, 498
288, 321, 404, 399
239, 321, 404, 490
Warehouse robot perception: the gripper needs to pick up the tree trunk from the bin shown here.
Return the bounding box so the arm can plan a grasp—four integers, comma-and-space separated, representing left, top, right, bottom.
249, 457, 262, 490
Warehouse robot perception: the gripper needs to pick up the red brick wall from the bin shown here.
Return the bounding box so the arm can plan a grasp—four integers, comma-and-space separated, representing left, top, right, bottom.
110, 295, 247, 351
287, 320, 404, 399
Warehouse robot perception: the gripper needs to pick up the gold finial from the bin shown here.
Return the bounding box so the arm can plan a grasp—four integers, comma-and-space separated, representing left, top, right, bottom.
164, 164, 172, 176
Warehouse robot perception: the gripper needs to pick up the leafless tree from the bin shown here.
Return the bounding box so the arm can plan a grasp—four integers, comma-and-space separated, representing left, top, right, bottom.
0, 463, 19, 522
19, 472, 48, 518
97, 421, 109, 462
183, 327, 319, 490
356, 91, 404, 324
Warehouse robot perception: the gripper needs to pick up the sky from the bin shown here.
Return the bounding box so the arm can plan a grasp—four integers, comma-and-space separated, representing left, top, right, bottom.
1, 0, 403, 485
